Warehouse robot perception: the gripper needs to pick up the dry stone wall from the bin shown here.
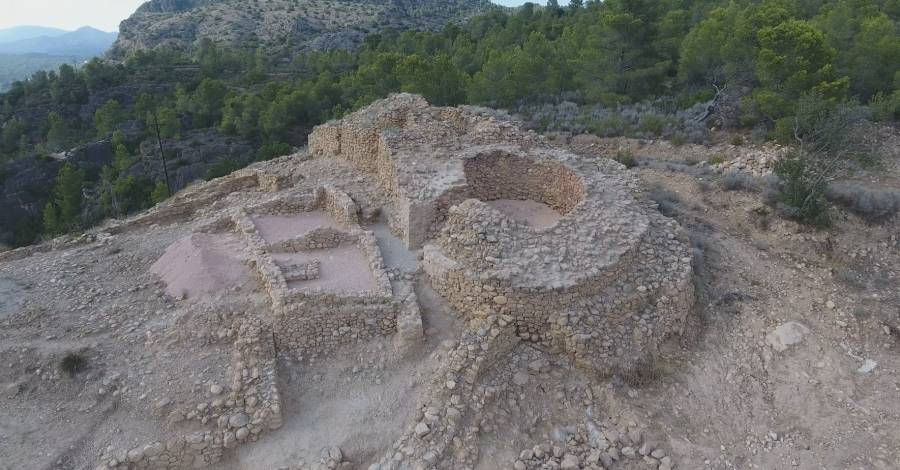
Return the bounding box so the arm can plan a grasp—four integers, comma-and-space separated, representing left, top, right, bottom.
227, 187, 418, 360
371, 315, 521, 470
96, 317, 283, 470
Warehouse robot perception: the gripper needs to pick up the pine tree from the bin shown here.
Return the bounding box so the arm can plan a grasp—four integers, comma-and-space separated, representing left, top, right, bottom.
42, 202, 60, 235
151, 180, 170, 204
94, 99, 125, 136
52, 163, 86, 230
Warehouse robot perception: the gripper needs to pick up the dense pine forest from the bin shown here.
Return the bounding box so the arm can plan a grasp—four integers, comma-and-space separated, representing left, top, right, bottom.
1, 0, 899, 247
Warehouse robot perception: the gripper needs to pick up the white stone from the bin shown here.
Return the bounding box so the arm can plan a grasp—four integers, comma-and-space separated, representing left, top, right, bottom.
857, 359, 877, 374
560, 454, 580, 470
512, 372, 530, 386
766, 322, 810, 352
415, 422, 430, 438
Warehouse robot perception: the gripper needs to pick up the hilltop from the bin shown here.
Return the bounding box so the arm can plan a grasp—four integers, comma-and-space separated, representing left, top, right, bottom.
0, 95, 897, 470
110, 0, 495, 57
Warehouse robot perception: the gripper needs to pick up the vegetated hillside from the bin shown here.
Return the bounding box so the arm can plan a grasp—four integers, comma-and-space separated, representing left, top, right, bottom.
0, 0, 898, 250
0, 28, 119, 92
110, 0, 496, 57
0, 55, 80, 92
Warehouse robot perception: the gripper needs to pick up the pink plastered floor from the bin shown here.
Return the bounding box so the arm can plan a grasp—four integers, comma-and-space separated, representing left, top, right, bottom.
150, 232, 251, 299
273, 246, 377, 293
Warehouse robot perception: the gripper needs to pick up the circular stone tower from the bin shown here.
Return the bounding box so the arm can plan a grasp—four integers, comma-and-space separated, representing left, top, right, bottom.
424, 147, 695, 375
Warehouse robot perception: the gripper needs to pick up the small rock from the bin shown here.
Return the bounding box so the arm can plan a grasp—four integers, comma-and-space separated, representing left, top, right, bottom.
639, 443, 651, 456
210, 384, 223, 395
766, 322, 810, 352
415, 422, 430, 438
512, 372, 530, 386
857, 359, 877, 374
229, 413, 250, 428
560, 454, 579, 470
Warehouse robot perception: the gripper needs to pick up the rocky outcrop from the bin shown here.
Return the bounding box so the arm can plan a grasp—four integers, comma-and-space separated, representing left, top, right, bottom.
110, 0, 495, 58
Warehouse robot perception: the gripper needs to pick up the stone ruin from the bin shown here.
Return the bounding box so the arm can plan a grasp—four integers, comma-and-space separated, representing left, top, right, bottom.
309, 94, 695, 375
94, 94, 694, 470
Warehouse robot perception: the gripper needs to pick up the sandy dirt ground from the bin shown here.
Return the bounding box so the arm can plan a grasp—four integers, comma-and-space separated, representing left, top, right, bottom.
0, 278, 25, 320
230, 337, 438, 469
252, 212, 344, 244
487, 199, 563, 229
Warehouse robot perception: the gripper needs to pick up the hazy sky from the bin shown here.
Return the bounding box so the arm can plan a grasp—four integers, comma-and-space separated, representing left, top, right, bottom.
0, 0, 569, 33
0, 0, 146, 32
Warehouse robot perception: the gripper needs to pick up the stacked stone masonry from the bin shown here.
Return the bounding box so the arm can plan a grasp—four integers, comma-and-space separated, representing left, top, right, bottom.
229, 191, 402, 359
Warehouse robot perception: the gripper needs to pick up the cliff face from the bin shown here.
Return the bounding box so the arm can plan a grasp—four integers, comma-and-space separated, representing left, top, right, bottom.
110, 0, 495, 57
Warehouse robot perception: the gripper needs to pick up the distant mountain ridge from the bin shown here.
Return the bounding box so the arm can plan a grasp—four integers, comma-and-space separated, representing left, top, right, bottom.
0, 27, 118, 57
0, 26, 69, 44
110, 0, 496, 57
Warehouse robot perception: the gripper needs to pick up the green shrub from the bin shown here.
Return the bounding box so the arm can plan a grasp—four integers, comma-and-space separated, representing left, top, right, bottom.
708, 154, 726, 165
256, 141, 293, 161
59, 352, 87, 377
613, 150, 637, 168
639, 113, 665, 136
722, 171, 758, 191
826, 182, 900, 221
869, 91, 900, 122
589, 114, 631, 137
771, 155, 830, 226
151, 181, 170, 204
